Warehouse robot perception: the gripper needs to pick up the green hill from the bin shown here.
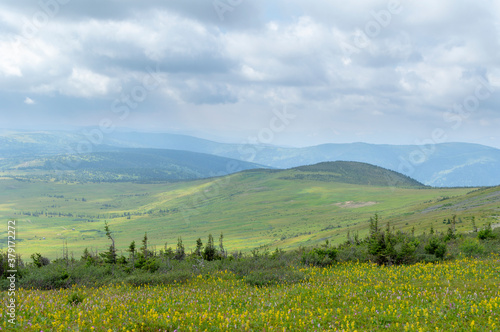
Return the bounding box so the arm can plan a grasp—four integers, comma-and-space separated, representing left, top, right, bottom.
286, 161, 424, 187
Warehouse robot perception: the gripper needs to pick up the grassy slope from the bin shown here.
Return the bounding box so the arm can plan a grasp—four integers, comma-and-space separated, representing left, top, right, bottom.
0, 166, 498, 259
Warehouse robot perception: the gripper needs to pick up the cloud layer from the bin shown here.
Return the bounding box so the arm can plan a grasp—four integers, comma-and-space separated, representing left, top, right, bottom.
1, 0, 499, 147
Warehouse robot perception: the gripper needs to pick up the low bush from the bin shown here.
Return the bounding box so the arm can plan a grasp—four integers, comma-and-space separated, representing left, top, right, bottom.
460, 238, 485, 257
478, 223, 496, 240
301, 246, 337, 267
425, 237, 447, 259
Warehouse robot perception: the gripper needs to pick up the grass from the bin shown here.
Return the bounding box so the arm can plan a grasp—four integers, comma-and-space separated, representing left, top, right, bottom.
2, 256, 499, 331
0, 169, 498, 259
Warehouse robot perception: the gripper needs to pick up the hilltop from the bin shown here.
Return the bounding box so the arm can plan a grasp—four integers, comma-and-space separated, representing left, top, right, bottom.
287, 161, 424, 187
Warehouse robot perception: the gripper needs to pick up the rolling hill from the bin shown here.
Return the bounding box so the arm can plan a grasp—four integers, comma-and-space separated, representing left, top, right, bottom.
1, 161, 498, 259
2, 148, 264, 182
1, 130, 499, 186
289, 161, 424, 187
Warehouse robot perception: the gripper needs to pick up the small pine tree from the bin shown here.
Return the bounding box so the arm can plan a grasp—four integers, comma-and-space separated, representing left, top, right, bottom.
127, 241, 136, 268
478, 222, 495, 240
81, 248, 91, 261
353, 231, 360, 245
203, 234, 217, 261
445, 226, 456, 241
369, 214, 379, 237
100, 221, 116, 264
195, 238, 203, 257
175, 237, 185, 261
219, 232, 226, 259
141, 233, 148, 259
425, 237, 447, 259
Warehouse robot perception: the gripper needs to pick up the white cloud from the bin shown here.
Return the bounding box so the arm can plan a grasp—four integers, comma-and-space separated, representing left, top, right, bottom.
61, 68, 118, 98
24, 97, 35, 105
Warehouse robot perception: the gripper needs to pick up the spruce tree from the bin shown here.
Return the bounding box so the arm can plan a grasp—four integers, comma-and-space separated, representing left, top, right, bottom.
175, 237, 185, 261
195, 238, 203, 257
203, 234, 217, 261
100, 221, 116, 264
127, 241, 136, 268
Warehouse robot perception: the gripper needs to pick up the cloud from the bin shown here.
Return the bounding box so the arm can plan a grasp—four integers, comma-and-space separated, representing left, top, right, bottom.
24, 97, 35, 105
0, 0, 498, 148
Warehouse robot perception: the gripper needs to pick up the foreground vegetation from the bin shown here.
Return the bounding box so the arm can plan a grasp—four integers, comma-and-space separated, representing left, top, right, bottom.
2, 215, 499, 289
2, 257, 499, 331
1, 217, 499, 331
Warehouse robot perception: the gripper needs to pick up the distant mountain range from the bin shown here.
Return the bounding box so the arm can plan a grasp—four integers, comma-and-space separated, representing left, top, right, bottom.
1, 147, 264, 183
1, 130, 499, 187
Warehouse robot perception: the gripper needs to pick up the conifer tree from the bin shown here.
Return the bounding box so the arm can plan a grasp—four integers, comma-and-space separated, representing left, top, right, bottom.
175, 237, 185, 261
195, 238, 203, 257
100, 221, 117, 264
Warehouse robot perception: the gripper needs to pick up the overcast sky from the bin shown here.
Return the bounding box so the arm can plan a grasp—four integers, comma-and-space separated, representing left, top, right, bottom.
1, 0, 499, 148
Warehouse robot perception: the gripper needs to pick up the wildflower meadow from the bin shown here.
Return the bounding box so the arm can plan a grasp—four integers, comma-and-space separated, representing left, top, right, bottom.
3, 256, 499, 331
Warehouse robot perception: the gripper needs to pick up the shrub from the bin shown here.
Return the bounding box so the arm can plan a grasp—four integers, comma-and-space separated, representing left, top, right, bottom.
478, 223, 495, 240
19, 265, 72, 290
425, 237, 447, 259
395, 239, 420, 264
368, 230, 397, 265
301, 247, 337, 267
142, 258, 160, 273
31, 253, 50, 268
68, 292, 85, 306
460, 238, 485, 257
336, 245, 369, 262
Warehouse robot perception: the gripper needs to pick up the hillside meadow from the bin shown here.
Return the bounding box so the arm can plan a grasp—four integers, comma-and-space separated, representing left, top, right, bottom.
2, 256, 499, 331
1, 168, 498, 259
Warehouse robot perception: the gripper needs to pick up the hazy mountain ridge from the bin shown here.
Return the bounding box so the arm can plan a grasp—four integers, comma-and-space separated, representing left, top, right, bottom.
1, 130, 499, 186
3, 148, 264, 183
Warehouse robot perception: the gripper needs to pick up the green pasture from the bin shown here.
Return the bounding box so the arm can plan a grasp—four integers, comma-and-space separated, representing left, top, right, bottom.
0, 169, 498, 259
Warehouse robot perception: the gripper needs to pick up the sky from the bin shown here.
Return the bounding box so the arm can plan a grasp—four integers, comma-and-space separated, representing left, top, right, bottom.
1, 0, 500, 148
